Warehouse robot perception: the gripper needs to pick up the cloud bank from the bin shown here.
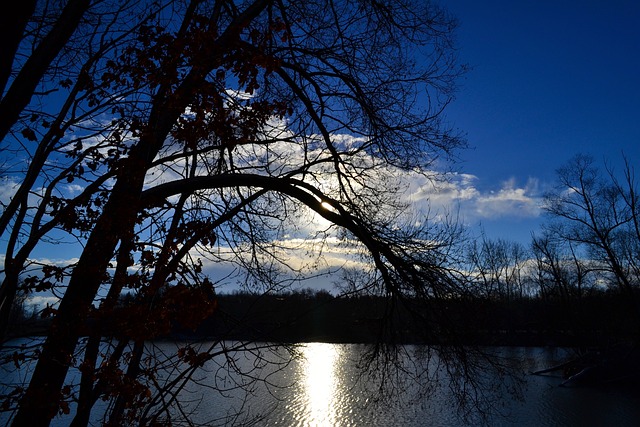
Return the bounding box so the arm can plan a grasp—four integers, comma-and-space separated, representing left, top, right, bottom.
404, 171, 543, 224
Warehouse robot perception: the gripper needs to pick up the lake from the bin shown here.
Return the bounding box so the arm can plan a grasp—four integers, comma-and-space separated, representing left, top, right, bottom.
2, 340, 640, 426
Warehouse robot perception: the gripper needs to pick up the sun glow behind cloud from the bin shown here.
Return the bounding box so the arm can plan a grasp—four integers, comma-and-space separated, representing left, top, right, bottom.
2, 117, 548, 300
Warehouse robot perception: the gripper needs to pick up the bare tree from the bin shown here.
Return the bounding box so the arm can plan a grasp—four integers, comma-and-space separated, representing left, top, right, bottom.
0, 0, 158, 341
466, 235, 528, 301
530, 231, 593, 301
543, 154, 640, 328
0, 1, 508, 426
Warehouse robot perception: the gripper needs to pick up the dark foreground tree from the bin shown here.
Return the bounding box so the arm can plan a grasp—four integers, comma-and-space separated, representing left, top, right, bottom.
0, 1, 515, 425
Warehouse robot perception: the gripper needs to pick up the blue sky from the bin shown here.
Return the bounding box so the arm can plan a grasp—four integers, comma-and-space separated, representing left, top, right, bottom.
438, 0, 640, 244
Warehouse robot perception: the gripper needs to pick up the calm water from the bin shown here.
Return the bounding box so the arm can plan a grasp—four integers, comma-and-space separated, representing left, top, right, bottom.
2, 340, 640, 426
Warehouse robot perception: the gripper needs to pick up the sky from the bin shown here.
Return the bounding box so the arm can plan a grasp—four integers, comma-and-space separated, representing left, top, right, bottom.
3, 0, 640, 300
436, 0, 640, 244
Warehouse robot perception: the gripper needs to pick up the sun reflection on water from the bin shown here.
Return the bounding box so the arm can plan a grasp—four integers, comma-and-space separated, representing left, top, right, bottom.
300, 342, 340, 426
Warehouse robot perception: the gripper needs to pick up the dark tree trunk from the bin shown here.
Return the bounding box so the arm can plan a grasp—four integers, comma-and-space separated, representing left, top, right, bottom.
0, 0, 90, 141
0, 0, 36, 94
11, 153, 148, 426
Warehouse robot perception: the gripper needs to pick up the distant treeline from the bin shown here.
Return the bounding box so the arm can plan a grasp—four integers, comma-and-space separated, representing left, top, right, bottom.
8, 286, 639, 347
12, 288, 634, 347
197, 289, 640, 346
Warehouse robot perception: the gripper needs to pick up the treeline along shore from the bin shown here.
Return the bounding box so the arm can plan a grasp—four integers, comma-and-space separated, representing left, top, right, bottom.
9, 288, 639, 347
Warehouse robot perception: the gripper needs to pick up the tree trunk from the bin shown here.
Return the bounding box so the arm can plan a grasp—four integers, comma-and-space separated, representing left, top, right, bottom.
0, 0, 36, 94
11, 154, 147, 426
0, 0, 90, 141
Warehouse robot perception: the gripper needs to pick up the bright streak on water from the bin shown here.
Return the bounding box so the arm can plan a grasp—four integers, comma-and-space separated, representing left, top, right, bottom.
300, 342, 340, 426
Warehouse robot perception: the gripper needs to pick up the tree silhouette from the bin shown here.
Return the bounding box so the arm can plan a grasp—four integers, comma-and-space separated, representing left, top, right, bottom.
543, 154, 640, 334
0, 1, 483, 425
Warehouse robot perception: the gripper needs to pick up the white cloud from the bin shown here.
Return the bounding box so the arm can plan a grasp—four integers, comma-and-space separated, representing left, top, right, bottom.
2, 114, 549, 298
63, 183, 85, 195
403, 172, 543, 222
27, 295, 60, 310
473, 177, 542, 219
0, 177, 20, 207
28, 257, 80, 267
